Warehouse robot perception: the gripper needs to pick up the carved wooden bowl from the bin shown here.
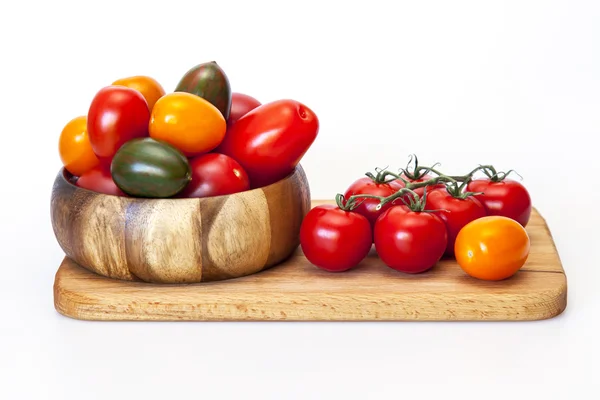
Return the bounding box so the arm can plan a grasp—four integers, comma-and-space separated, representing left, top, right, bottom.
50, 165, 311, 284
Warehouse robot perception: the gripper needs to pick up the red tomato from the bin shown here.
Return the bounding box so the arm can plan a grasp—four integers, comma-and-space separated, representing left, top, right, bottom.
466, 178, 532, 226
374, 206, 447, 273
343, 177, 397, 229
177, 153, 250, 198
216, 99, 319, 188
75, 166, 126, 196
401, 173, 445, 197
87, 86, 150, 165
300, 204, 372, 272
227, 93, 261, 125
424, 189, 486, 256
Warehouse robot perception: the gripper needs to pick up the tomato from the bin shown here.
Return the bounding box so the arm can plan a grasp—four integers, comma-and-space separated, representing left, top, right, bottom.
216, 99, 319, 188
300, 204, 372, 272
374, 206, 447, 273
466, 178, 532, 226
75, 166, 126, 196
149, 92, 226, 157
58, 115, 99, 176
424, 189, 486, 256
228, 93, 261, 125
87, 86, 150, 165
343, 177, 398, 229
177, 153, 250, 198
112, 75, 166, 112
400, 173, 445, 197
455, 216, 530, 280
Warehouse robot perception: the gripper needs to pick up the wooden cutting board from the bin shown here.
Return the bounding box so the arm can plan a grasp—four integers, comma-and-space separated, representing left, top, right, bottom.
53, 201, 567, 321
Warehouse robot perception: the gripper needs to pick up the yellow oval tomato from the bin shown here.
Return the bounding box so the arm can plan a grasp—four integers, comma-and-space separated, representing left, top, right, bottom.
58, 116, 99, 176
112, 75, 165, 112
454, 216, 530, 281
149, 92, 226, 156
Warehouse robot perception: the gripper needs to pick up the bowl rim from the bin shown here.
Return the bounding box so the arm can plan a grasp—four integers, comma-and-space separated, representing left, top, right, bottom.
56, 164, 303, 202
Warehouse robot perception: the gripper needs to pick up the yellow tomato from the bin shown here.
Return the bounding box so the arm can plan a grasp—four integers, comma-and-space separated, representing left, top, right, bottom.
149, 92, 226, 156
454, 216, 530, 281
112, 75, 165, 112
58, 116, 99, 176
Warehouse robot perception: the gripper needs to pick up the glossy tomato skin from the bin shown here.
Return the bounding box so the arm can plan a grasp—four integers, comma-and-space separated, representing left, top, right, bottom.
300, 205, 372, 272
425, 189, 486, 257
466, 179, 532, 227
87, 86, 150, 165
58, 115, 99, 176
227, 93, 261, 125
343, 177, 397, 229
112, 75, 165, 112
374, 206, 447, 273
178, 153, 250, 198
216, 99, 319, 188
455, 216, 530, 280
75, 166, 126, 196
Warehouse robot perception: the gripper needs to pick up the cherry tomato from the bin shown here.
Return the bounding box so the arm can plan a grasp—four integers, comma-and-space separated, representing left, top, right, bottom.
216, 99, 319, 188
58, 116, 99, 176
75, 166, 126, 196
466, 178, 532, 226
300, 204, 372, 272
177, 153, 250, 198
343, 177, 397, 229
227, 93, 261, 125
425, 189, 486, 257
87, 86, 150, 165
112, 75, 166, 112
149, 92, 226, 157
455, 216, 530, 280
374, 206, 447, 273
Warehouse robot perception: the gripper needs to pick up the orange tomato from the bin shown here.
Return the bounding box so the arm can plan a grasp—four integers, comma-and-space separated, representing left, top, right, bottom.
58, 116, 99, 176
112, 75, 165, 112
454, 216, 530, 281
149, 92, 226, 156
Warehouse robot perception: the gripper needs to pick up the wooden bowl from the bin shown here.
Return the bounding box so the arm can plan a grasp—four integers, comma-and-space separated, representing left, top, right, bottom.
50, 165, 311, 284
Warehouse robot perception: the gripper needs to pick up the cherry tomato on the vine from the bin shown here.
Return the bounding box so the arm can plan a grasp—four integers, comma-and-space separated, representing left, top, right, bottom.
374, 206, 447, 274
177, 153, 250, 198
300, 204, 372, 272
466, 178, 532, 226
455, 216, 530, 280
227, 92, 261, 125
75, 166, 126, 196
343, 177, 398, 230
112, 75, 166, 112
58, 115, 99, 176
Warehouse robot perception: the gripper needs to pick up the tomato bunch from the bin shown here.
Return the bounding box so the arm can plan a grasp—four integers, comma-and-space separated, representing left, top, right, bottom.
300, 156, 532, 281
58, 62, 319, 198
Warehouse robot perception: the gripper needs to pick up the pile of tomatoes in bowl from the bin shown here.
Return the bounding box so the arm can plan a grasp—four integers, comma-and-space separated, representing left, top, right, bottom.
58, 61, 319, 198
300, 156, 533, 281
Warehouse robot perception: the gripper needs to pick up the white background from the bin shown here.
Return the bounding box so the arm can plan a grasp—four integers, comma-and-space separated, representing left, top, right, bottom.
1, 0, 599, 399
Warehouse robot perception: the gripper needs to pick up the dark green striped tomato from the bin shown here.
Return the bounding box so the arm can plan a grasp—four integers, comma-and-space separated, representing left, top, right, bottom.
110, 138, 191, 198
174, 61, 232, 120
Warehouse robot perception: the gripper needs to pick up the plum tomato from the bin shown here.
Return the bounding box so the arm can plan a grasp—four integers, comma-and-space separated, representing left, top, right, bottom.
228, 93, 261, 125
216, 99, 319, 188
112, 75, 166, 112
177, 153, 250, 198
343, 177, 397, 229
424, 189, 486, 257
149, 92, 226, 157
374, 205, 447, 273
87, 85, 150, 165
58, 115, 99, 176
300, 204, 372, 272
466, 178, 532, 227
76, 166, 126, 196
454, 216, 530, 280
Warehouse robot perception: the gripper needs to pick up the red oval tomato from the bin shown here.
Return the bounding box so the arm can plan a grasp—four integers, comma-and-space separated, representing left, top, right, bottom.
424, 189, 486, 256
374, 206, 447, 273
177, 153, 250, 198
227, 93, 261, 125
300, 204, 372, 272
466, 178, 532, 226
87, 86, 150, 165
75, 166, 126, 196
216, 99, 319, 188
343, 177, 397, 229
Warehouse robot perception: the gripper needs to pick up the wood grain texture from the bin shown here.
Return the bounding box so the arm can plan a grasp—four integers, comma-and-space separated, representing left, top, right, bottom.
50, 165, 311, 284
53, 203, 567, 321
